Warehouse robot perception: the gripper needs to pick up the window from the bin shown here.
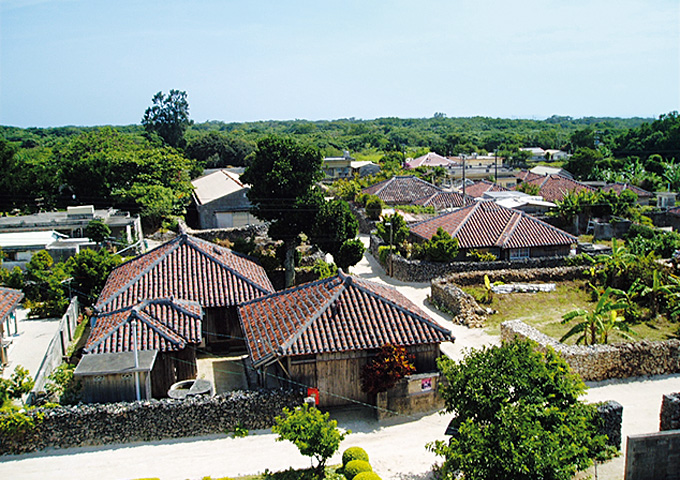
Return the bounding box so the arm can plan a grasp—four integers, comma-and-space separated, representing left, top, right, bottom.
510, 248, 530, 259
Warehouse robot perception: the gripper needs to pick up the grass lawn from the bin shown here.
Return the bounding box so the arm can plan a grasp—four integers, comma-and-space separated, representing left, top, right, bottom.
461, 280, 679, 343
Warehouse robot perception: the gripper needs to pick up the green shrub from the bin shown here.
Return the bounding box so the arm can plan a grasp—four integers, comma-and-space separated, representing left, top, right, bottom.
365, 196, 383, 220
353, 473, 381, 480
466, 249, 497, 262
343, 460, 372, 480
342, 446, 369, 466
378, 245, 393, 265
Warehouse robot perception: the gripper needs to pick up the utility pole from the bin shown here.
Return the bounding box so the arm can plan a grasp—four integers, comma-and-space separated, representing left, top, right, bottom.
462, 155, 467, 204
131, 318, 141, 401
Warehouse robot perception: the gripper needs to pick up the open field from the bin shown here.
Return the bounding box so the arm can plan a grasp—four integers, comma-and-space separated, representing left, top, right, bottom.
461, 280, 680, 343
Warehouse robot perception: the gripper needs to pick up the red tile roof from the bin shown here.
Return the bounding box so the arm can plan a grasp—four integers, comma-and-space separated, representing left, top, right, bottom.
515, 170, 543, 183
0, 287, 23, 324
410, 201, 576, 249
412, 191, 469, 209
86, 298, 203, 354
362, 176, 442, 205
405, 152, 459, 169
96, 234, 274, 313
601, 183, 653, 198
521, 174, 595, 202
463, 180, 511, 198
238, 271, 453, 367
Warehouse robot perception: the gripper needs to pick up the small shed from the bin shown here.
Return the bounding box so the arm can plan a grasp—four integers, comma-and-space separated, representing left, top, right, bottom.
74, 350, 157, 403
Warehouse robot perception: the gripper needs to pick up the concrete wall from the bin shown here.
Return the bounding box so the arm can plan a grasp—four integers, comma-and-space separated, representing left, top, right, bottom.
1, 388, 304, 456
376, 372, 445, 421
660, 393, 680, 431
624, 430, 680, 480
501, 320, 680, 381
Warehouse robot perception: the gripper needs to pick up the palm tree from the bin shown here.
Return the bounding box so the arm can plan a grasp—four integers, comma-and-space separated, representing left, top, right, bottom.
561, 286, 628, 345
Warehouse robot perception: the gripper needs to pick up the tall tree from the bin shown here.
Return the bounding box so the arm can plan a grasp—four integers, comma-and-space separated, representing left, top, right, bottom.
141, 90, 191, 148
429, 340, 610, 480
310, 199, 359, 260
241, 136, 324, 287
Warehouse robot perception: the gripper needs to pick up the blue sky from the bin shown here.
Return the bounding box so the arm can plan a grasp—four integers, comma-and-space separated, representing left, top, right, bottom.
1, 0, 678, 127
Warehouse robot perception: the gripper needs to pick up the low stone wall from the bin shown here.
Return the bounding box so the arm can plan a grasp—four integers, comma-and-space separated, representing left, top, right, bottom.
181, 223, 269, 243
440, 265, 586, 286
0, 388, 304, 456
660, 392, 680, 431
430, 278, 488, 328
597, 400, 623, 449
376, 372, 444, 421
501, 320, 680, 381
369, 235, 576, 282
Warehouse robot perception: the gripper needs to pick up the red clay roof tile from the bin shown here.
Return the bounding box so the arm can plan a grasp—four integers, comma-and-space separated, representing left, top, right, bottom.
238, 271, 453, 367
410, 201, 576, 249
95, 234, 274, 312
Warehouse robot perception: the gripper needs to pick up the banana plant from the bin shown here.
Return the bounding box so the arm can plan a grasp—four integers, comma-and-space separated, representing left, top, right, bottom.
561, 286, 628, 345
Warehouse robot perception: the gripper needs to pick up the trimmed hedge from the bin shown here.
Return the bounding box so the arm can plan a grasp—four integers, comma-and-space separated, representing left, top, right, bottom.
353, 473, 382, 480
344, 460, 372, 480
342, 446, 369, 466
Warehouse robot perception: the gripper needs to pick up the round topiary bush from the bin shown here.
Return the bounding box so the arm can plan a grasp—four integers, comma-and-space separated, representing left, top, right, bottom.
342, 446, 369, 467
353, 472, 382, 480
344, 459, 372, 480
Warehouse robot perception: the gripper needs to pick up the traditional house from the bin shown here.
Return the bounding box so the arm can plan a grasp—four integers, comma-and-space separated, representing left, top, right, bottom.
518, 174, 595, 203
238, 271, 453, 407
405, 152, 460, 170
600, 183, 653, 206
362, 176, 442, 205
85, 298, 203, 397
0, 287, 24, 368
191, 169, 263, 229
412, 191, 470, 211
94, 234, 275, 353
462, 179, 511, 199
410, 201, 576, 260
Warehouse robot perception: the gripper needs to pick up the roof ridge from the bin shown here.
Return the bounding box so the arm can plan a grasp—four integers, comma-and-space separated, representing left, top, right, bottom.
450, 202, 479, 237
268, 277, 346, 365
135, 308, 185, 348
184, 236, 273, 295
349, 276, 452, 337
497, 210, 523, 248
96, 235, 187, 311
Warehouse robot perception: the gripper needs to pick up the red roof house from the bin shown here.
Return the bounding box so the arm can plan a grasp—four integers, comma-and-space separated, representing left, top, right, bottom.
89, 234, 275, 396
519, 174, 595, 203
86, 298, 204, 397
362, 176, 442, 205
0, 287, 24, 368
410, 201, 576, 260
463, 179, 511, 198
238, 271, 453, 407
412, 191, 470, 210
405, 152, 460, 169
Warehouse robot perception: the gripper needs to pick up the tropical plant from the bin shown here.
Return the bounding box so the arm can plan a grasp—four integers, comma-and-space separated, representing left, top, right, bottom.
561, 286, 629, 345
429, 339, 611, 480
360, 344, 415, 395
636, 270, 680, 317
598, 310, 636, 344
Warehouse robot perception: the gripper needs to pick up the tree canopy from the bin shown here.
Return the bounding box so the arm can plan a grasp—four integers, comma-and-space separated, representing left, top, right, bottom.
429, 339, 610, 480
241, 135, 324, 286
141, 89, 191, 148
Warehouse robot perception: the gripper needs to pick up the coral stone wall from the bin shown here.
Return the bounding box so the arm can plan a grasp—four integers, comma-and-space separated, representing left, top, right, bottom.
0, 389, 304, 456
369, 235, 577, 282
501, 320, 680, 381
660, 393, 680, 431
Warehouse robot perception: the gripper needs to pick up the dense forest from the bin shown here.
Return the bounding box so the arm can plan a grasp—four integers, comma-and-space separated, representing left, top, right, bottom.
1, 109, 678, 230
